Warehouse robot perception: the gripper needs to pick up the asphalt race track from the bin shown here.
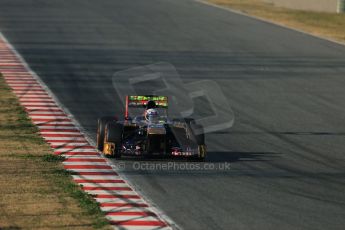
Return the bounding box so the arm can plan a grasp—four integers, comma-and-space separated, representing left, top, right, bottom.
0, 0, 345, 229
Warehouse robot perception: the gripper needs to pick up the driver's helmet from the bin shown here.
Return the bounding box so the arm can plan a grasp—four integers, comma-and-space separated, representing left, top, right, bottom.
146, 108, 159, 116
145, 109, 159, 123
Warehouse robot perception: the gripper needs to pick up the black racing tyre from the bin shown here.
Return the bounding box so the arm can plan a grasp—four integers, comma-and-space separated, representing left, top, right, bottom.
105, 122, 123, 158
105, 122, 123, 143
189, 124, 206, 161
96, 116, 117, 151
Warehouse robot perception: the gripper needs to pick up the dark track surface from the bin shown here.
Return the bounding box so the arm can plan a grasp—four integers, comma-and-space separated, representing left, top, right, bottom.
1, 0, 345, 229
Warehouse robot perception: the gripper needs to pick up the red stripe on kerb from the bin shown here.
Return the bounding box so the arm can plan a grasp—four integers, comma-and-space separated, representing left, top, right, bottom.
3, 77, 32, 79
0, 68, 25, 71
0, 63, 23, 66
66, 158, 106, 162
74, 172, 118, 175
1, 70, 28, 73
13, 89, 47, 95
16, 90, 47, 93
106, 211, 157, 216
16, 93, 48, 96
109, 220, 167, 226
82, 187, 131, 191
7, 82, 38, 85
16, 93, 49, 96
24, 105, 58, 107
0, 70, 27, 73
100, 203, 147, 207
51, 145, 94, 149
47, 141, 87, 144
6, 78, 36, 81
63, 165, 112, 169
20, 100, 54, 103
32, 119, 71, 122
39, 129, 79, 132
0, 65, 26, 67
47, 140, 88, 144
41, 134, 84, 137
2, 71, 31, 73
25, 105, 60, 108
9, 84, 40, 87
95, 194, 140, 199
27, 108, 61, 111
27, 114, 65, 117
74, 179, 124, 183
3, 77, 33, 79
0, 64, 24, 66
38, 124, 75, 127
13, 89, 45, 92
15, 92, 48, 95
9, 86, 40, 89
11, 86, 42, 89
27, 109, 64, 113
25, 103, 60, 105
54, 152, 99, 155
20, 97, 52, 100
19, 94, 50, 96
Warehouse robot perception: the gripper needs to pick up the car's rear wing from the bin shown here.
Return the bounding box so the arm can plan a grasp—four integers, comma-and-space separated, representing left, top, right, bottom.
125, 95, 168, 118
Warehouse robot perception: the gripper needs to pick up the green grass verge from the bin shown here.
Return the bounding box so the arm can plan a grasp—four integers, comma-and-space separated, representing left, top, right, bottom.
0, 73, 111, 229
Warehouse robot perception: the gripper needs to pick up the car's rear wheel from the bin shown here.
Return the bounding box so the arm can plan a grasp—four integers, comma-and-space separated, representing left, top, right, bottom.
188, 123, 206, 161
105, 122, 123, 158
96, 116, 117, 151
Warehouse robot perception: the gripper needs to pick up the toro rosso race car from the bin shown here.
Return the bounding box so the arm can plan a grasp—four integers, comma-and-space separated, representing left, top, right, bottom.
96, 95, 206, 160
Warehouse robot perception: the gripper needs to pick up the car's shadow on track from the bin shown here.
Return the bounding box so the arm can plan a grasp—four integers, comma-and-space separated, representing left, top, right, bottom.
109, 151, 280, 176
206, 151, 279, 162
114, 151, 279, 163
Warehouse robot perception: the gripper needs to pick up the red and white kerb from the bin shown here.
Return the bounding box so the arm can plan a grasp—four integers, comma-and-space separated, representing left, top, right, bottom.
0, 35, 173, 230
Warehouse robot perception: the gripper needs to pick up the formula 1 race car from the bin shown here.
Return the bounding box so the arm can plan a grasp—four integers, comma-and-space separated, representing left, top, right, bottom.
96, 95, 206, 160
